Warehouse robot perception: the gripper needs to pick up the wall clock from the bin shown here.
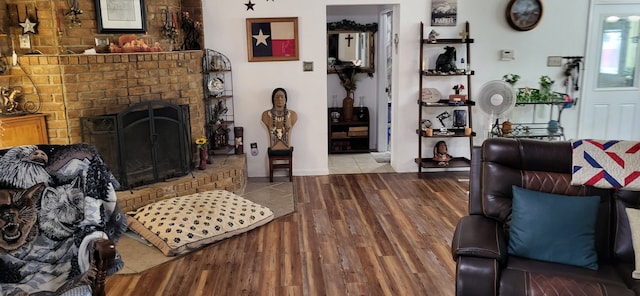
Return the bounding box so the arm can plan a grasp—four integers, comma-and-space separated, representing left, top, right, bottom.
506, 0, 543, 31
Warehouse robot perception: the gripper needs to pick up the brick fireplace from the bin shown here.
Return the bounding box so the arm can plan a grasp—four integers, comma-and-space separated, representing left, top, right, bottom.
13, 51, 250, 202
1, 1, 246, 208
16, 51, 206, 145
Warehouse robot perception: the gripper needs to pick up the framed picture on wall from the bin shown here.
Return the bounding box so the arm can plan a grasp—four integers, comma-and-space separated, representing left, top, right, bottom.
246, 17, 299, 62
431, 0, 458, 26
95, 0, 147, 33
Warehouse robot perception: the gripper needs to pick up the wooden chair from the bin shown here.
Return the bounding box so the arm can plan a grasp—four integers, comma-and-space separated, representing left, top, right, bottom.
268, 147, 293, 182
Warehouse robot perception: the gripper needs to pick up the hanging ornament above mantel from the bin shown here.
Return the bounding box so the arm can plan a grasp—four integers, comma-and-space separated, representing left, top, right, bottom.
19, 17, 37, 34
65, 0, 83, 25
9, 4, 39, 34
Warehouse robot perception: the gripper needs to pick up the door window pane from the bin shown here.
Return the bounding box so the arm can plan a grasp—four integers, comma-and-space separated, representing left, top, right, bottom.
597, 15, 640, 88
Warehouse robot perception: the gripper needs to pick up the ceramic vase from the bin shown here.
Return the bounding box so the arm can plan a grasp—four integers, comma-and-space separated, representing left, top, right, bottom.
342, 92, 354, 121
502, 120, 512, 135
199, 147, 207, 170
547, 120, 559, 133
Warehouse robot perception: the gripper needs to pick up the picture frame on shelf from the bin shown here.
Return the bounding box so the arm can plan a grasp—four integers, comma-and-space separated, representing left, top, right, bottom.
94, 36, 110, 53
246, 17, 299, 62
95, 0, 147, 33
94, 37, 109, 47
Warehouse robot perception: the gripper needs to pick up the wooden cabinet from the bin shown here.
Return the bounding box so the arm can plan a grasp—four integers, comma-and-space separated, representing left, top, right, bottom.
416, 22, 475, 172
0, 113, 48, 148
328, 107, 369, 153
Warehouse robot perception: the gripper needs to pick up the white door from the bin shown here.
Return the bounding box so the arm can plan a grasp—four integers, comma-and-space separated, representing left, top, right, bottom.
579, 4, 640, 140
377, 10, 393, 152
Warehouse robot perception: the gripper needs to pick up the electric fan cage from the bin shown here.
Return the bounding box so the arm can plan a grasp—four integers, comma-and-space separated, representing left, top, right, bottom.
477, 80, 517, 118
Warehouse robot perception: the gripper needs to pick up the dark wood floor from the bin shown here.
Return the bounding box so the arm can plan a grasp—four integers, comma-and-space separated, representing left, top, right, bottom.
106, 173, 469, 295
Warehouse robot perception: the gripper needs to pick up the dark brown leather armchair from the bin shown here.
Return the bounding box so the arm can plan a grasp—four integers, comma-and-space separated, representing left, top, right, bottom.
451, 138, 640, 296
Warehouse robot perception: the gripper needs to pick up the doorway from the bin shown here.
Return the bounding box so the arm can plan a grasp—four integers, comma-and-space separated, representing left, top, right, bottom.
579, 3, 640, 140
326, 5, 395, 174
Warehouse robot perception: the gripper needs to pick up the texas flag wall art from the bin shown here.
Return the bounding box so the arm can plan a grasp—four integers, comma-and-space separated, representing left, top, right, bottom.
246, 17, 299, 62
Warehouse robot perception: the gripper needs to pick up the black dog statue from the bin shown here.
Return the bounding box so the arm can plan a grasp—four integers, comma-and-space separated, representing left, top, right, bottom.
435, 46, 457, 72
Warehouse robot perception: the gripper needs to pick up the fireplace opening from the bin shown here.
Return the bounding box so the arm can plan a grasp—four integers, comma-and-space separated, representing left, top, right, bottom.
81, 101, 192, 189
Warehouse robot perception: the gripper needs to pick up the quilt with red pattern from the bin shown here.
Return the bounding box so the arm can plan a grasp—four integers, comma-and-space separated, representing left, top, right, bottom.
571, 139, 640, 191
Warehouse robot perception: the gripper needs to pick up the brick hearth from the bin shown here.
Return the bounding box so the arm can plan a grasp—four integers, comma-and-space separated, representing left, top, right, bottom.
117, 154, 247, 213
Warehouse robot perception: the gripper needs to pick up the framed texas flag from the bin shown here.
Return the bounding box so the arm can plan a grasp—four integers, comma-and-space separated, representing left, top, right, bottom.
246, 17, 299, 62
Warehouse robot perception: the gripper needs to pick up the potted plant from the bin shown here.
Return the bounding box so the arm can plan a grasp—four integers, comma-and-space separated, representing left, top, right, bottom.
195, 136, 208, 170
333, 59, 372, 121
502, 73, 520, 86
210, 99, 228, 124
449, 84, 466, 104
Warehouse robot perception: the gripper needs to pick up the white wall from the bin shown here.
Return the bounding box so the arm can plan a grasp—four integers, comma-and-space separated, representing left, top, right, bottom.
203, 0, 590, 177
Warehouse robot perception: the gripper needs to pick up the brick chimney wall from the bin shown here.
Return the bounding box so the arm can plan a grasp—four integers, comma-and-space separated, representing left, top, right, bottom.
2, 0, 206, 145
17, 51, 205, 145
4, 0, 201, 56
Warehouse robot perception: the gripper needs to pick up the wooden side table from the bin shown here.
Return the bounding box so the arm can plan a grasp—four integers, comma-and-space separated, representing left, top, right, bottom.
0, 113, 48, 149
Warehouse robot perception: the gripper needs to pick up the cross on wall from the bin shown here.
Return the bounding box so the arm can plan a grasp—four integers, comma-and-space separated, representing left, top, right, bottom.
344, 34, 354, 47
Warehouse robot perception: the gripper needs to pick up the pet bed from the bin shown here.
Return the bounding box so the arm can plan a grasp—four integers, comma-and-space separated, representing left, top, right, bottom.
127, 190, 274, 256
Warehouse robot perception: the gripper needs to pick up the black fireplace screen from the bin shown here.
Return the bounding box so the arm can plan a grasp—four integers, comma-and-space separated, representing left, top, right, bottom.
81, 101, 191, 189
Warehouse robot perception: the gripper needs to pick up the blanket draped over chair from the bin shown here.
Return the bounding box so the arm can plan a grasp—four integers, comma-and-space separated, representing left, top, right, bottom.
572, 139, 640, 191
0, 144, 126, 295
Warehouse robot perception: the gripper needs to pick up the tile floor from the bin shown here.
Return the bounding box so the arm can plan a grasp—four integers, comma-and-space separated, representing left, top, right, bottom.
328, 152, 395, 174
243, 177, 295, 218
245, 152, 393, 196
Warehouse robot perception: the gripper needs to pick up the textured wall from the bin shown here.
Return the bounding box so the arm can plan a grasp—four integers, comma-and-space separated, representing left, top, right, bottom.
3, 0, 203, 55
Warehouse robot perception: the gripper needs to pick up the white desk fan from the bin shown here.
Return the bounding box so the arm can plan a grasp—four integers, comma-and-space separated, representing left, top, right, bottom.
477, 80, 516, 136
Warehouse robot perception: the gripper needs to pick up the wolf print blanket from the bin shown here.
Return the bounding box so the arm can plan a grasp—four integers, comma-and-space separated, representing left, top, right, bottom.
0, 144, 127, 295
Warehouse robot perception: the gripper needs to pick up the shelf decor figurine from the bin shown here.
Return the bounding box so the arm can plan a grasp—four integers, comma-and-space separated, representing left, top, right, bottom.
449, 84, 466, 104
210, 99, 228, 124
435, 46, 457, 73
436, 111, 453, 135
432, 140, 452, 166
427, 29, 439, 43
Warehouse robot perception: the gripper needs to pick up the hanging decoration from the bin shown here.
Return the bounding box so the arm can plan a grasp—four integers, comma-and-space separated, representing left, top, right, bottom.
162, 7, 178, 45
0, 87, 23, 114
65, 0, 82, 24
18, 5, 39, 34
245, 1, 255, 11
19, 18, 37, 34
181, 11, 201, 50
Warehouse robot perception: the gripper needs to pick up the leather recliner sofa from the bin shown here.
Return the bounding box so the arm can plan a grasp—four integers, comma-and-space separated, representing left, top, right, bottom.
451, 138, 640, 296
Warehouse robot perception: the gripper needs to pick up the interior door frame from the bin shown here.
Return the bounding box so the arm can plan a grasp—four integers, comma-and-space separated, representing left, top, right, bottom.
377, 9, 393, 152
